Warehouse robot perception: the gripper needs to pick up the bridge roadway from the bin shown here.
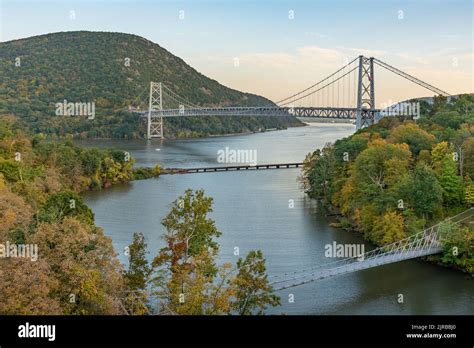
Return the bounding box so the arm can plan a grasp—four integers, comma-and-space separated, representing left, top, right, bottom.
273, 245, 443, 291
140, 106, 380, 119
162, 162, 303, 174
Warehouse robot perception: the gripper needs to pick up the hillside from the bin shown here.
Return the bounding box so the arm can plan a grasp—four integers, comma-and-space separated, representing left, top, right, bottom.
302, 94, 474, 272
0, 31, 301, 139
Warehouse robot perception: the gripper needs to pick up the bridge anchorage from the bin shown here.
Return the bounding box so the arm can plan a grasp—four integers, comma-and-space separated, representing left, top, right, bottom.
140, 55, 451, 139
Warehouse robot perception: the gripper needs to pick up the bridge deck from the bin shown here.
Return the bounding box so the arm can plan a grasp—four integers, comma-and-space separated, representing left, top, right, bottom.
273, 246, 443, 291
271, 208, 473, 291
139, 106, 380, 119
162, 163, 303, 174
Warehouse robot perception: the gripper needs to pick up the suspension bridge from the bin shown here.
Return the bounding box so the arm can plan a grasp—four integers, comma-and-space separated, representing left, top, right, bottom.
118, 208, 472, 314
268, 208, 473, 291
134, 55, 451, 139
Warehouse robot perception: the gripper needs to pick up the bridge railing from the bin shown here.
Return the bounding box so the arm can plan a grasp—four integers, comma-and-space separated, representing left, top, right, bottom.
269, 208, 473, 288
139, 106, 379, 119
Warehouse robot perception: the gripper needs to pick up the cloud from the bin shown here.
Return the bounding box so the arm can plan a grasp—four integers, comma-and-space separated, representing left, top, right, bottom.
304, 31, 327, 39
397, 53, 430, 65
188, 45, 473, 102
238, 52, 299, 69
195, 45, 388, 72
335, 46, 387, 58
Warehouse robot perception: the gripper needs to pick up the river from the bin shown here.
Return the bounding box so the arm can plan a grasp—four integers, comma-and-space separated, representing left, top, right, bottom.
81, 124, 474, 315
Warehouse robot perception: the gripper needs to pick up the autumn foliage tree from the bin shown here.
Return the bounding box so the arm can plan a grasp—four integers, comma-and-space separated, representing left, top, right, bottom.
152, 189, 280, 315
304, 95, 473, 272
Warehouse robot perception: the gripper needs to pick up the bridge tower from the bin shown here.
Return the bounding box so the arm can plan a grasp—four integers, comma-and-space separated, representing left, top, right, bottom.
356, 56, 376, 129
147, 81, 163, 139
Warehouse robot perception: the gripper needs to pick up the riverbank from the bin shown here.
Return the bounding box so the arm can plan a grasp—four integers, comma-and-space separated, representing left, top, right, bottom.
302, 110, 473, 275
82, 124, 474, 315
323, 203, 473, 276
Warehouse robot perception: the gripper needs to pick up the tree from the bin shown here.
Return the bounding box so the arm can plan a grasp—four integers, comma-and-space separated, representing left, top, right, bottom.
430, 95, 448, 116
152, 189, 279, 315
306, 146, 335, 202
372, 211, 405, 245
397, 164, 443, 218
388, 122, 435, 156
231, 250, 280, 315
417, 149, 431, 165
438, 157, 464, 205
431, 142, 464, 205
299, 150, 317, 192
158, 189, 221, 265
152, 189, 222, 314
0, 186, 33, 241
464, 179, 474, 205
124, 232, 152, 291
29, 217, 124, 314
440, 222, 474, 273
432, 111, 466, 129
37, 190, 95, 225
462, 137, 474, 179
122, 232, 152, 315
350, 139, 411, 211
0, 258, 61, 314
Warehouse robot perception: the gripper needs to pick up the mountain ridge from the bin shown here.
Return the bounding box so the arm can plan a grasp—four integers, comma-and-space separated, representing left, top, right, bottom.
0, 31, 300, 138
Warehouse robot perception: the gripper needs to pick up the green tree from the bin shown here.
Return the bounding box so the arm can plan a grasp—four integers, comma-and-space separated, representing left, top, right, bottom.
350, 139, 411, 211
231, 250, 280, 315
159, 189, 221, 262
306, 146, 335, 202
397, 164, 443, 218
122, 232, 152, 315
152, 189, 279, 315
438, 157, 464, 205
372, 211, 406, 245
440, 222, 474, 273
152, 189, 223, 314
37, 191, 94, 225
388, 122, 435, 156
430, 95, 448, 116
124, 232, 152, 291
431, 142, 464, 205
462, 137, 474, 179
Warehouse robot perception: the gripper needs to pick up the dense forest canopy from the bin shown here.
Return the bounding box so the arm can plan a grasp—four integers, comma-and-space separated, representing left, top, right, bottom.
301, 94, 474, 272
0, 119, 278, 314
0, 31, 301, 139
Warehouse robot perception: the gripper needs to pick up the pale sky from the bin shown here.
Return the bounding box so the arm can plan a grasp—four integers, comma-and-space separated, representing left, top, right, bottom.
1, 0, 472, 106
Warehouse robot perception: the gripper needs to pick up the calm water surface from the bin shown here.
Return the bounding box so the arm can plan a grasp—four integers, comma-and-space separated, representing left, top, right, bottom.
81, 124, 474, 314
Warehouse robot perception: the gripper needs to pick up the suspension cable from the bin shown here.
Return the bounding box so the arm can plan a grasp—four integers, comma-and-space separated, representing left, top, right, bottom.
373, 58, 451, 96
276, 57, 359, 104
279, 66, 358, 106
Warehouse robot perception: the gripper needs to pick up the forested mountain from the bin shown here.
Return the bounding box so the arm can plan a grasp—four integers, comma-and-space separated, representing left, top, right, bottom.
302, 95, 474, 273
0, 31, 300, 138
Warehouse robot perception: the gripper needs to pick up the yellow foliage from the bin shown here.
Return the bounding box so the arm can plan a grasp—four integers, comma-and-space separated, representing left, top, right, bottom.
464, 181, 474, 205
373, 211, 406, 245
340, 178, 355, 214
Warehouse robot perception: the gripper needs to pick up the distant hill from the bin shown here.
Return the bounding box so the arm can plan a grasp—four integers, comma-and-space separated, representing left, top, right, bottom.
0, 31, 301, 138
405, 94, 474, 105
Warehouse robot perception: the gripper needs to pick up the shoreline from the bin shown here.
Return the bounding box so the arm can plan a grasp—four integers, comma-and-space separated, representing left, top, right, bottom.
322, 201, 473, 276
60, 121, 357, 143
